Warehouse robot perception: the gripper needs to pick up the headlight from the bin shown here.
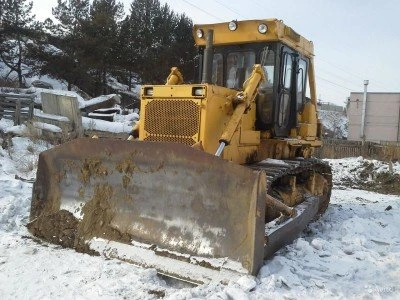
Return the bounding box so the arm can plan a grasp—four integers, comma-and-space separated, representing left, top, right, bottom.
192, 87, 205, 96
196, 29, 204, 38
144, 87, 153, 96
228, 21, 237, 31
258, 23, 268, 34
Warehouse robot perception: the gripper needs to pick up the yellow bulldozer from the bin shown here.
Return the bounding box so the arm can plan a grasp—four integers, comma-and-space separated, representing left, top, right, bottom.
28, 19, 332, 284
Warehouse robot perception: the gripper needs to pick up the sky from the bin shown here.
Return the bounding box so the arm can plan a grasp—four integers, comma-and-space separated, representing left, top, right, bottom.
31, 0, 400, 106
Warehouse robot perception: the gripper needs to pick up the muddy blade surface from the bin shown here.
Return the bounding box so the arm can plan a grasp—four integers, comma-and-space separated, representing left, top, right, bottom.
29, 138, 266, 283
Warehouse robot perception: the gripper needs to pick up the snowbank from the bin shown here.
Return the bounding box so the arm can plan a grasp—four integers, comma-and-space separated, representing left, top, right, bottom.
325, 157, 400, 194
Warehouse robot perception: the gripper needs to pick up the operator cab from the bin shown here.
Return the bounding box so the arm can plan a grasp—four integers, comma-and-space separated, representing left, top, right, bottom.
197, 42, 309, 136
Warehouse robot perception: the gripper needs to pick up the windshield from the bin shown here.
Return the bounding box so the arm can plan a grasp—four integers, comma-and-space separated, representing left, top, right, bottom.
225, 51, 256, 90
205, 44, 276, 91
225, 51, 255, 89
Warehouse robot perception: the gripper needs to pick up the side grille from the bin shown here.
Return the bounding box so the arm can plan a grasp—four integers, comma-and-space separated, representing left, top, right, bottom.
144, 99, 201, 145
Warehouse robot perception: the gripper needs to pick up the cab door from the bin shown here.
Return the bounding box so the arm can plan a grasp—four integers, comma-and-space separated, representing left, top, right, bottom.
274, 47, 295, 137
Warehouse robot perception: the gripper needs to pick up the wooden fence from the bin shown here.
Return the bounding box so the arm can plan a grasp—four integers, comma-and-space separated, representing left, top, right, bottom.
316, 139, 400, 160
0, 93, 35, 125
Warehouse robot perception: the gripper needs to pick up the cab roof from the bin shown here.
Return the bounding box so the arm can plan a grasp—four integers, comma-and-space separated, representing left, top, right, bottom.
193, 19, 314, 58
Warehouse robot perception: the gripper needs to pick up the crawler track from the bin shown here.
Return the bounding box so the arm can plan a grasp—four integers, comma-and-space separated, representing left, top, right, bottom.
248, 157, 333, 258
249, 157, 332, 210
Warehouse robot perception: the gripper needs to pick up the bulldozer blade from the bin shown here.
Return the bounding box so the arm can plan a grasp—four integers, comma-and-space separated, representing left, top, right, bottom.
28, 138, 267, 284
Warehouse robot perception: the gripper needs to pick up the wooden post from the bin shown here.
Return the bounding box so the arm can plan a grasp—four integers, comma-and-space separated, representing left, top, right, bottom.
0, 96, 4, 120
28, 100, 34, 120
15, 100, 21, 125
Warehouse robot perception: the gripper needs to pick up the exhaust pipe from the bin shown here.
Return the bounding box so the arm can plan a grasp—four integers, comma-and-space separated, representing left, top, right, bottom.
201, 29, 214, 84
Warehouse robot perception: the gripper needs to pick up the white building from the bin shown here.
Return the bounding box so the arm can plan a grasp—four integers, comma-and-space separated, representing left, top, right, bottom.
347, 92, 400, 142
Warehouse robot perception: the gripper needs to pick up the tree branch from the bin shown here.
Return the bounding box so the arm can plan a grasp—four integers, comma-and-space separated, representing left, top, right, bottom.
0, 53, 18, 72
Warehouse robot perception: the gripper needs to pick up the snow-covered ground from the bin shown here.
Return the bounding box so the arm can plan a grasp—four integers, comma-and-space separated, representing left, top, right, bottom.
326, 157, 400, 195
0, 138, 399, 299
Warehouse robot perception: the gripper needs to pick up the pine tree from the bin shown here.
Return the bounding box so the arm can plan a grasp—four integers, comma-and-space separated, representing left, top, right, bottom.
127, 0, 163, 83
41, 0, 91, 91
0, 1, 5, 52
167, 13, 196, 82
81, 0, 124, 95
0, 0, 4, 23
115, 16, 137, 90
125, 0, 196, 83
52, 0, 90, 36
0, 0, 39, 86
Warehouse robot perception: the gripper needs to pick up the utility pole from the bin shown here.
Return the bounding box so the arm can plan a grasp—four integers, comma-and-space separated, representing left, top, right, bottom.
397, 96, 400, 142
360, 80, 369, 143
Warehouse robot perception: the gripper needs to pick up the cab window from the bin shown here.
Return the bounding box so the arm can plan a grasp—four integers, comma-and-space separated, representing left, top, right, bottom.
211, 53, 223, 86
297, 58, 307, 111
257, 48, 276, 126
278, 52, 293, 127
260, 48, 275, 89
226, 51, 255, 89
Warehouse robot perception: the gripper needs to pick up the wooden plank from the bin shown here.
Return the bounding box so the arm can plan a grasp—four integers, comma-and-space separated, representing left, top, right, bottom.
0, 93, 35, 99
41, 92, 83, 137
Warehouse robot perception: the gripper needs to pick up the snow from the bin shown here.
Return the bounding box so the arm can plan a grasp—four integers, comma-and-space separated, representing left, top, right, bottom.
0, 139, 399, 298
114, 112, 140, 123
32, 121, 62, 133
325, 156, 400, 186
33, 110, 70, 122
82, 116, 132, 133
25, 74, 68, 90
88, 112, 115, 118
2, 124, 28, 136
264, 158, 289, 166
107, 75, 141, 100
0, 117, 62, 136
237, 275, 257, 291
80, 94, 121, 109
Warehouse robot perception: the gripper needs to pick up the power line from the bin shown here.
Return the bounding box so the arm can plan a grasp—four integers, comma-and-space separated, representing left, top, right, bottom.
247, 0, 265, 10
317, 66, 364, 91
319, 46, 399, 89
213, 0, 247, 20
316, 76, 355, 92
317, 57, 391, 91
318, 64, 386, 89
317, 66, 390, 93
181, 0, 224, 22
